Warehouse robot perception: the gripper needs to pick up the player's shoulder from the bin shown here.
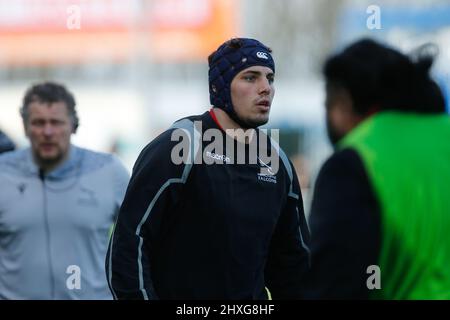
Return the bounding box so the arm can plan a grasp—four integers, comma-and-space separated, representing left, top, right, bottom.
320, 148, 363, 175
0, 148, 31, 177
76, 146, 127, 175
143, 112, 208, 151
0, 148, 25, 164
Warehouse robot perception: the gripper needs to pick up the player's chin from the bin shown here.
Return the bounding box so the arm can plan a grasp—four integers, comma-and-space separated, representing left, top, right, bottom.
38, 150, 62, 162
251, 115, 269, 127
258, 111, 270, 123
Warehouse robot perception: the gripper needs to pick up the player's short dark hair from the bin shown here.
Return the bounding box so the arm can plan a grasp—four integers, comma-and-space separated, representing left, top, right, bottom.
20, 82, 79, 132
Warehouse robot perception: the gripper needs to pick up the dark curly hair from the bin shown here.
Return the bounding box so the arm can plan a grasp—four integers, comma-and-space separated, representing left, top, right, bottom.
323, 38, 445, 115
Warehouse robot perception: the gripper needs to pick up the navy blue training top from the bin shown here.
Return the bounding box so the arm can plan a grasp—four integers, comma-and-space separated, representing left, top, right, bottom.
106, 111, 310, 300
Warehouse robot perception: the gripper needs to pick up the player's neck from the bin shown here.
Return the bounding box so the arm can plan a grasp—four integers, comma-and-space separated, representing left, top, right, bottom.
33, 153, 69, 175
211, 108, 256, 144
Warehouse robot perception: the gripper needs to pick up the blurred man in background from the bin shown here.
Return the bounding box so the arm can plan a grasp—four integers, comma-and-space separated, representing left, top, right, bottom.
307, 38, 450, 299
106, 38, 310, 300
0, 82, 129, 299
0, 129, 15, 154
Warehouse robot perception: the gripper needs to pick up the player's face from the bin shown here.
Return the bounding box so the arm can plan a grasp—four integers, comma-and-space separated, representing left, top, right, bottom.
230, 66, 275, 128
25, 101, 73, 169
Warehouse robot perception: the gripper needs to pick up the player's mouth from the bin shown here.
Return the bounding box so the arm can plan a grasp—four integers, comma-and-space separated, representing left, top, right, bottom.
256, 100, 271, 111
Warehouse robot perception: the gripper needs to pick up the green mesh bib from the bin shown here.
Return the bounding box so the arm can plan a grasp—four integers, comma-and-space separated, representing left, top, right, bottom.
339, 112, 450, 299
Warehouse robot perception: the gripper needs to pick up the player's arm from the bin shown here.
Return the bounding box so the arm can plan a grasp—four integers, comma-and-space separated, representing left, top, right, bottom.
106, 128, 192, 300
265, 161, 311, 299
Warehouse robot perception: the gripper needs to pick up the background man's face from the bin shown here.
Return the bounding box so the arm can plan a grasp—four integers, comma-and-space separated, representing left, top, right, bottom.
325, 85, 360, 146
230, 65, 275, 128
25, 101, 73, 168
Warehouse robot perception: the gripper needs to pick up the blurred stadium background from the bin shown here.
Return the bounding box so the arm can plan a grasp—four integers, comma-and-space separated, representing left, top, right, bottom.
0, 0, 449, 214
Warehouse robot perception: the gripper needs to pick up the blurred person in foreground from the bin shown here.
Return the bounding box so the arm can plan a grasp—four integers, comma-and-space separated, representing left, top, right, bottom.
0, 82, 129, 299
106, 38, 310, 299
306, 38, 450, 299
0, 129, 15, 154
